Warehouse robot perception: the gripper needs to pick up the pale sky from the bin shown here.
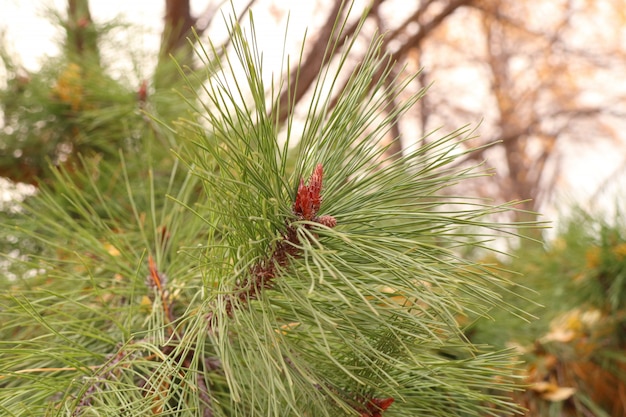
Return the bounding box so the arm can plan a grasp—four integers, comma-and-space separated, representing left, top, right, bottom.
3, 0, 163, 71
1, 0, 325, 76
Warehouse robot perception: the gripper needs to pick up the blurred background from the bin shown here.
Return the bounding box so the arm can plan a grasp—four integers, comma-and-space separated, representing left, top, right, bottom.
2, 0, 626, 225
3, 1, 626, 416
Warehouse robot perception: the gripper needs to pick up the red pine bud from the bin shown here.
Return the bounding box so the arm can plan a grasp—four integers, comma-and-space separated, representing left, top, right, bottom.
293, 164, 324, 220
137, 80, 148, 103
361, 397, 394, 417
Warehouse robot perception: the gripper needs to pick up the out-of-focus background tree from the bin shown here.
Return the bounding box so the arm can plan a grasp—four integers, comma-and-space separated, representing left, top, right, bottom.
3, 0, 626, 415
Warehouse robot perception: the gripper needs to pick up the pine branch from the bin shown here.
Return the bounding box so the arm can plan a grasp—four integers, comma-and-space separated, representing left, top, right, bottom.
207, 163, 336, 322
0, 2, 531, 416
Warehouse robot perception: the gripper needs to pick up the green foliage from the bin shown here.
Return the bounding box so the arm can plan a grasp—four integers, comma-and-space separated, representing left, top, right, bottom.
0, 45, 142, 183
469, 208, 626, 416
0, 13, 182, 185
1, 4, 528, 416
577, 213, 626, 314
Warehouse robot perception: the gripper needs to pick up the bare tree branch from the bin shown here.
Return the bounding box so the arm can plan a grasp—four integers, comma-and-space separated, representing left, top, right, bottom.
213, 0, 258, 59
273, 0, 386, 124
195, 0, 228, 34
389, 0, 475, 64
326, 0, 472, 125
374, 3, 404, 160
273, 0, 344, 124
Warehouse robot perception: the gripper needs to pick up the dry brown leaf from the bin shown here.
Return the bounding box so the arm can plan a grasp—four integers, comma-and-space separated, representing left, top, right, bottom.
542, 387, 576, 402
529, 381, 576, 401
543, 328, 576, 343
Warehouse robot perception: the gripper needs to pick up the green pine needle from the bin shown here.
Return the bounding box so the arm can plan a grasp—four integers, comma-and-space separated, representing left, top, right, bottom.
0, 2, 532, 416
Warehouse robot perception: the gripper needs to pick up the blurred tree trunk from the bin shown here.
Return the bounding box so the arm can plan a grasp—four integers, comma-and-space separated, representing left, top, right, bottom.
65, 0, 99, 63
161, 0, 196, 57
153, 0, 256, 95
154, 0, 197, 90
481, 5, 543, 233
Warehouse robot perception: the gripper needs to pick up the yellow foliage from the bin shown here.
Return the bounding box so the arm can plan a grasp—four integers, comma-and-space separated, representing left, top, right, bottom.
529, 380, 576, 402
378, 286, 414, 307
103, 242, 121, 257
543, 308, 602, 347
275, 321, 301, 335
53, 63, 84, 111
140, 295, 153, 313
585, 246, 601, 269
613, 242, 626, 260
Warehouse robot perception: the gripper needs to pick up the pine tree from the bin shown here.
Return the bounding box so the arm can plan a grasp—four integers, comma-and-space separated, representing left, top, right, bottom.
1, 4, 528, 416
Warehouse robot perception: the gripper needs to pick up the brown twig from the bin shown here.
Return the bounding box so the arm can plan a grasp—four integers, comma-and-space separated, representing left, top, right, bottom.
147, 254, 176, 327
208, 163, 336, 324
72, 349, 133, 415
282, 354, 395, 416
